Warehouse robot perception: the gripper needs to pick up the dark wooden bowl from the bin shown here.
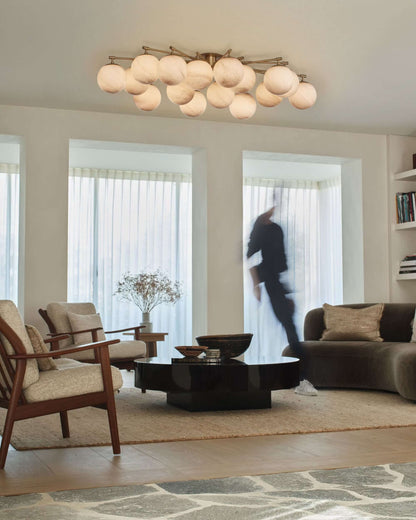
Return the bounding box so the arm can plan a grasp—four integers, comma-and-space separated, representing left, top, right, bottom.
175, 346, 208, 358
195, 333, 253, 359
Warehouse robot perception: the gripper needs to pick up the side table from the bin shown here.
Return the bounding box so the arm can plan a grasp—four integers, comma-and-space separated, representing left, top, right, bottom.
124, 331, 168, 357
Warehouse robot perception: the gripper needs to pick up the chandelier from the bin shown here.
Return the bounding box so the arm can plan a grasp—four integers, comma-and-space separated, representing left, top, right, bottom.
97, 46, 317, 119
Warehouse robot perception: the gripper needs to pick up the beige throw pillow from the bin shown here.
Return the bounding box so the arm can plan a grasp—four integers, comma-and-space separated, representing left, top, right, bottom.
25, 325, 57, 371
321, 303, 384, 342
67, 312, 106, 345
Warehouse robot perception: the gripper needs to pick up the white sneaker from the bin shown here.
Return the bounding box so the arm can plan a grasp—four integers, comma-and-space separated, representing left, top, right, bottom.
294, 379, 318, 396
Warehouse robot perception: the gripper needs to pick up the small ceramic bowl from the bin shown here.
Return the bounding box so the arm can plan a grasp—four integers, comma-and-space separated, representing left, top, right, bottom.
175, 346, 208, 358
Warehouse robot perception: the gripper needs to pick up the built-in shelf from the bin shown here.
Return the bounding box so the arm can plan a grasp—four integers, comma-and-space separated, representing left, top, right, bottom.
394, 221, 416, 230
396, 273, 416, 280
394, 169, 416, 181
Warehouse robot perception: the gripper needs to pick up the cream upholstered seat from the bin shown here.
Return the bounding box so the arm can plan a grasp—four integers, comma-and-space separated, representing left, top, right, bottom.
43, 302, 147, 369
24, 358, 122, 403
0, 300, 122, 469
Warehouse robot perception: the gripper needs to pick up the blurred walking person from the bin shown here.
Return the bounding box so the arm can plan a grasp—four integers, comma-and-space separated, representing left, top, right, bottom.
247, 206, 317, 396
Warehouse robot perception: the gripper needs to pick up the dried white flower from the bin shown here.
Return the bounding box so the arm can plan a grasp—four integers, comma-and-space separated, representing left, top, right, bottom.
115, 270, 183, 313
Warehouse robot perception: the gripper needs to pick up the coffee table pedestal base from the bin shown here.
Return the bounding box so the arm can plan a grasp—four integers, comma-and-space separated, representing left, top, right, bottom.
167, 390, 271, 412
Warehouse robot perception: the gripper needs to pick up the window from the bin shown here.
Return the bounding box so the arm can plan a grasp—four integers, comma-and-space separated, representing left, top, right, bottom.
68, 168, 192, 354
0, 163, 19, 302
243, 176, 342, 361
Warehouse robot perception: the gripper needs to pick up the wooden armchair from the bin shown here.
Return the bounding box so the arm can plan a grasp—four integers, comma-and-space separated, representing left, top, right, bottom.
39, 302, 148, 370
0, 300, 123, 469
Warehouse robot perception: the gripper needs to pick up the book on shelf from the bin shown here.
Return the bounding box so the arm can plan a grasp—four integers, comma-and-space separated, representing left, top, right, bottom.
396, 192, 416, 223
398, 254, 416, 274
400, 260, 416, 267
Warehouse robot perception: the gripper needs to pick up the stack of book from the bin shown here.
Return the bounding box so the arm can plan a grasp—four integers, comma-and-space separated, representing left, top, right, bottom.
399, 255, 416, 275
396, 192, 416, 223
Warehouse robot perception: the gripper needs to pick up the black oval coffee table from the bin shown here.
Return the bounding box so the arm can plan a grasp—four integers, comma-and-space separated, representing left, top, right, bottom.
134, 354, 299, 411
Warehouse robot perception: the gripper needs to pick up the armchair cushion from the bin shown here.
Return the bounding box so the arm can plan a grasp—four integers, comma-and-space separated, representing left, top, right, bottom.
67, 312, 106, 345
45, 302, 147, 364
60, 340, 146, 362
25, 325, 57, 371
46, 302, 98, 348
0, 300, 39, 389
24, 358, 123, 403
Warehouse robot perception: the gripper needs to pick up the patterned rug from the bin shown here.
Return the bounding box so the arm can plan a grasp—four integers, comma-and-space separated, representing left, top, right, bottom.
1, 462, 416, 519
4, 387, 416, 450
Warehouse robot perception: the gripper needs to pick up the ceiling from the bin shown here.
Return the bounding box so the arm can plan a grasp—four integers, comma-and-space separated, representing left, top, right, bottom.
1, 0, 416, 135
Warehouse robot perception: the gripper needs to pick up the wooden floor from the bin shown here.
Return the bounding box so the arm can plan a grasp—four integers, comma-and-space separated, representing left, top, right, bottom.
2, 426, 416, 496
1, 372, 416, 497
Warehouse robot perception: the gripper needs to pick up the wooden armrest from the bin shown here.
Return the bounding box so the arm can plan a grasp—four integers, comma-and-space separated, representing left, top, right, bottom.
9, 339, 120, 360
47, 327, 103, 337
105, 325, 145, 334
43, 334, 70, 343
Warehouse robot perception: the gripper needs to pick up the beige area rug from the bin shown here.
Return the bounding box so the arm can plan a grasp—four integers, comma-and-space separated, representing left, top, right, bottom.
4, 388, 416, 450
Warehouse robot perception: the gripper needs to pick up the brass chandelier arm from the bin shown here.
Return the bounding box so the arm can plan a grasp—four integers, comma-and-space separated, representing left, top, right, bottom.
108, 56, 134, 62
142, 45, 173, 55
169, 46, 197, 60
243, 57, 283, 64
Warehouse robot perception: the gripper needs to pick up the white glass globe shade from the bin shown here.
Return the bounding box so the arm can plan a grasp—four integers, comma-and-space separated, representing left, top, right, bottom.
213, 57, 244, 88
289, 82, 317, 109
186, 60, 213, 89
255, 82, 282, 107
97, 64, 126, 93
229, 93, 257, 119
207, 82, 235, 108
159, 55, 187, 86
233, 65, 256, 93
133, 85, 161, 111
264, 66, 295, 96
180, 91, 207, 117
125, 68, 148, 95
131, 54, 159, 84
166, 83, 195, 105
281, 71, 300, 98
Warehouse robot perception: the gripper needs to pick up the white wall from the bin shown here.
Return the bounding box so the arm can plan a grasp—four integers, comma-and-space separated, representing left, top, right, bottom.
69, 142, 192, 173
0, 104, 390, 333
243, 158, 341, 181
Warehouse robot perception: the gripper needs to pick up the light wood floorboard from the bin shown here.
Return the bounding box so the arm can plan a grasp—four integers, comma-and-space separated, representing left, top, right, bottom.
1, 426, 416, 496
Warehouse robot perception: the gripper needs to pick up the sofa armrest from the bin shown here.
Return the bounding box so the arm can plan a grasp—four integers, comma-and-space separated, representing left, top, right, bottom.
303, 308, 325, 340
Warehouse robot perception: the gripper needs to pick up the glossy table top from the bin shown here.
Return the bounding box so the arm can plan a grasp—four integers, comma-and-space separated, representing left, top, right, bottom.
135, 354, 299, 367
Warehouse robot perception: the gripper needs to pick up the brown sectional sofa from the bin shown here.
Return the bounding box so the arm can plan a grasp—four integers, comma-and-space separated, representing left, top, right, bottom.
282, 303, 416, 401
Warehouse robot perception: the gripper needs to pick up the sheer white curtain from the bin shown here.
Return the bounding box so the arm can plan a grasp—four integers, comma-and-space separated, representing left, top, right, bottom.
68, 168, 192, 356
0, 163, 19, 303
243, 176, 342, 361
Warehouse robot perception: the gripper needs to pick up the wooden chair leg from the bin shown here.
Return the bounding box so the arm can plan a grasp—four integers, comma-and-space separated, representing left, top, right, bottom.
0, 361, 25, 469
60, 411, 70, 438
0, 414, 15, 470
99, 348, 121, 454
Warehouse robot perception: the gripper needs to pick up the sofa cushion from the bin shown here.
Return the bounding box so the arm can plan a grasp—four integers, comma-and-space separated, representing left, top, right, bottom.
304, 304, 416, 342
60, 340, 147, 361
321, 303, 384, 341
67, 312, 106, 345
25, 325, 57, 371
23, 358, 123, 403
